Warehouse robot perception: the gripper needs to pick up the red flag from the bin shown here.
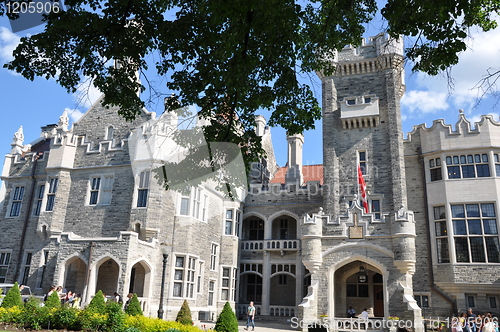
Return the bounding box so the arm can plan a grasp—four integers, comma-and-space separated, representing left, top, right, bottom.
357, 164, 369, 213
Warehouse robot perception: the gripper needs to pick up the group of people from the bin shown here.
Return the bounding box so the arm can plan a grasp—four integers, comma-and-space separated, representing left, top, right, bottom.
453, 309, 499, 332
44, 287, 134, 310
46, 285, 81, 307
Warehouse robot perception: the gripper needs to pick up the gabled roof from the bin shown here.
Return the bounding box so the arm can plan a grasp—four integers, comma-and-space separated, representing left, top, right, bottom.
270, 164, 324, 185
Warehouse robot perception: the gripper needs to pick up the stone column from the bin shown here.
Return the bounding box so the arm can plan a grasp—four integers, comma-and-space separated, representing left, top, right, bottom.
261, 252, 271, 315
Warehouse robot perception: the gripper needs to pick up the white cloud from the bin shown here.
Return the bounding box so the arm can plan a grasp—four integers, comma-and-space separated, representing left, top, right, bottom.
0, 27, 20, 64
401, 90, 449, 114
65, 108, 85, 123
407, 24, 500, 110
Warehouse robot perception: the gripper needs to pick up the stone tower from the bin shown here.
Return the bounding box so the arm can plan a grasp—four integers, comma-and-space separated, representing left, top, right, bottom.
300, 33, 421, 329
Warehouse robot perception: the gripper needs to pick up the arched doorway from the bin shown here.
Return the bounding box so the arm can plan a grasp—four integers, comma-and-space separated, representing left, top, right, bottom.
128, 261, 151, 297
333, 260, 384, 318
64, 257, 87, 295
95, 258, 119, 296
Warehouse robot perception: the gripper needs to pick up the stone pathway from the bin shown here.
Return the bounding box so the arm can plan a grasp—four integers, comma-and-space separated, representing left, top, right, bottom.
196, 319, 298, 331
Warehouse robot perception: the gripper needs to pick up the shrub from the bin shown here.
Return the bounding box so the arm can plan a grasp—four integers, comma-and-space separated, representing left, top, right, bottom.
124, 315, 202, 332
88, 290, 107, 314
175, 300, 193, 325
44, 290, 62, 309
214, 302, 238, 332
106, 301, 126, 332
19, 297, 49, 329
52, 305, 80, 330
79, 309, 108, 331
0, 306, 22, 324
0, 282, 22, 308
125, 294, 143, 316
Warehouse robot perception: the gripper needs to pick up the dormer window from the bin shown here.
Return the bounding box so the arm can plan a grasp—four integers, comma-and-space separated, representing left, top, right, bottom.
364, 97, 371, 103
347, 99, 356, 105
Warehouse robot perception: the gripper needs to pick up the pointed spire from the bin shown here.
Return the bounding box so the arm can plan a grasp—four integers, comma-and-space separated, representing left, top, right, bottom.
11, 126, 25, 154
58, 110, 69, 131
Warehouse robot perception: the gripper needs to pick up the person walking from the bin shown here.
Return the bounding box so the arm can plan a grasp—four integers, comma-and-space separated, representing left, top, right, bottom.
244, 301, 256, 331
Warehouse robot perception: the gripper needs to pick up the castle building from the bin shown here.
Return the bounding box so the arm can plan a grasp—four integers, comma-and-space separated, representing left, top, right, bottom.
1, 33, 500, 329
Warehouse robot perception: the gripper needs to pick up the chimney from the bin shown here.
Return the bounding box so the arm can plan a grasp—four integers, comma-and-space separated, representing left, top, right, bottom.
285, 133, 304, 185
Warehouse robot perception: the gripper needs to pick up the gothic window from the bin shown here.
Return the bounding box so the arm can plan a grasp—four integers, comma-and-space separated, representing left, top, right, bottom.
0, 252, 11, 283
434, 206, 450, 263
178, 187, 205, 219
37, 250, 49, 289
358, 151, 367, 175
452, 203, 499, 263
88, 175, 114, 205
221, 267, 230, 301
197, 261, 204, 294
106, 126, 114, 140
9, 186, 25, 217
210, 243, 218, 271
446, 154, 490, 179
225, 209, 233, 235
173, 255, 197, 299
371, 200, 381, 220
34, 184, 45, 216
137, 171, 150, 207
45, 178, 58, 211
21, 252, 32, 285
429, 158, 443, 181
208, 280, 215, 306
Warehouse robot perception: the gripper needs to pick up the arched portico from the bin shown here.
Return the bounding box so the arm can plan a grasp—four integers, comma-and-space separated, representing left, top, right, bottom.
60, 255, 87, 296
328, 255, 389, 319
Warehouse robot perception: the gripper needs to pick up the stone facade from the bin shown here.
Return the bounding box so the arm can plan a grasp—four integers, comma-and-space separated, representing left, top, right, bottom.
1, 32, 500, 330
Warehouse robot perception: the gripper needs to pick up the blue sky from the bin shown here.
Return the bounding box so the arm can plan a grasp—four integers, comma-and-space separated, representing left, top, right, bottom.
1, 14, 500, 168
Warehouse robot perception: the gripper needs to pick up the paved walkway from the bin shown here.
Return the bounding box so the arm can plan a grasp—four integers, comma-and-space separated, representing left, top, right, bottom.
197, 319, 297, 331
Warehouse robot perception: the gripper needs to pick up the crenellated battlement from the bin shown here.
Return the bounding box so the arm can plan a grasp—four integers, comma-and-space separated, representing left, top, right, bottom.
405, 110, 500, 142
317, 33, 404, 80
337, 33, 404, 62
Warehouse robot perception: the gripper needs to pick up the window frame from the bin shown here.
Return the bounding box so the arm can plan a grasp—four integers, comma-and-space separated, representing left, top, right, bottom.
414, 293, 431, 308
8, 185, 25, 217
446, 154, 491, 179
45, 178, 58, 212
210, 243, 218, 271
172, 254, 198, 299
136, 170, 150, 208
87, 174, 114, 206
33, 184, 45, 216
451, 203, 500, 263
0, 251, 11, 283
20, 251, 33, 285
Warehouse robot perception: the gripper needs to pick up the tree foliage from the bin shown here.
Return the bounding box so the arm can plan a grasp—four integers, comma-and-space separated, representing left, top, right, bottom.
0, 282, 22, 308
1, 0, 499, 172
382, 0, 500, 75
175, 300, 192, 325
214, 302, 238, 332
124, 294, 143, 316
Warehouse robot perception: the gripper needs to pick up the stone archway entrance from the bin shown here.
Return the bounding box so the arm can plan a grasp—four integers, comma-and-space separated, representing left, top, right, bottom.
333, 260, 385, 318
95, 258, 119, 296
64, 257, 87, 295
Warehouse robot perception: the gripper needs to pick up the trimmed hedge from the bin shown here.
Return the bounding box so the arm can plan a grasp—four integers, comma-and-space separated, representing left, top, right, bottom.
0, 301, 204, 332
